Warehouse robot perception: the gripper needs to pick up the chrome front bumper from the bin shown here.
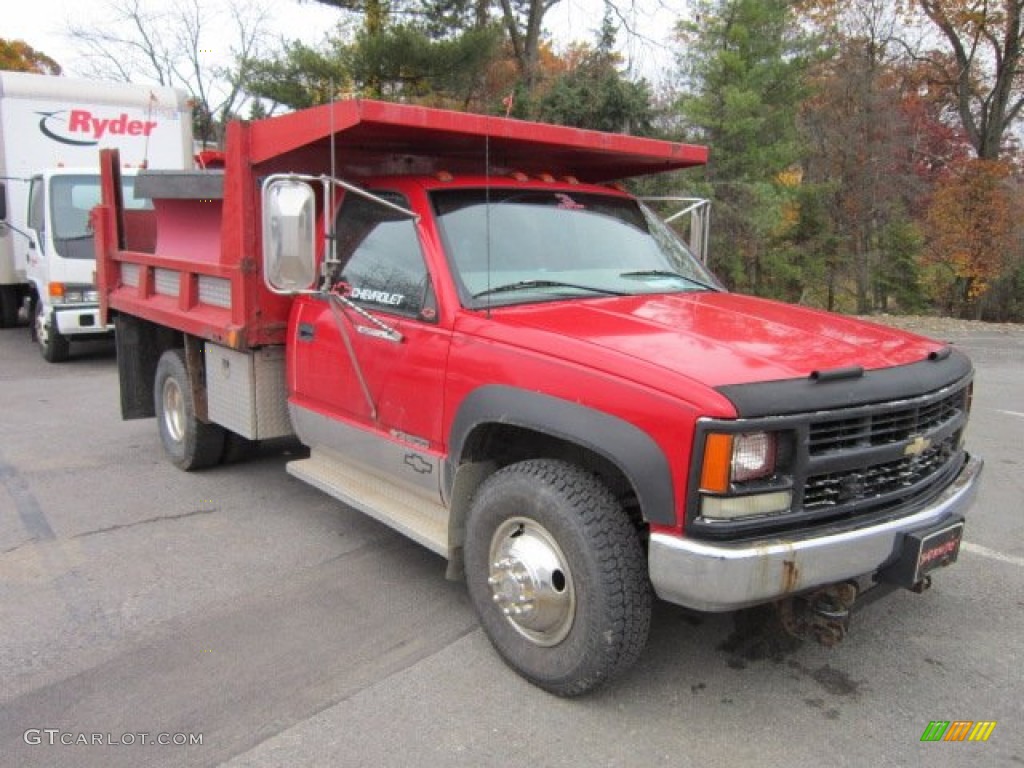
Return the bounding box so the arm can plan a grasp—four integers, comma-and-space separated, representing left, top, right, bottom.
648, 454, 983, 612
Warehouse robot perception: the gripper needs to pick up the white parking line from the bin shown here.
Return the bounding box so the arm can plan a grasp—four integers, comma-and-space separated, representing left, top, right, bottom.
962, 541, 1024, 568
995, 409, 1024, 419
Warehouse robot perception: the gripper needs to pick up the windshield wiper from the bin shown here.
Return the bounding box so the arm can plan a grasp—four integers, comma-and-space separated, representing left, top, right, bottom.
619, 270, 718, 291
473, 279, 626, 299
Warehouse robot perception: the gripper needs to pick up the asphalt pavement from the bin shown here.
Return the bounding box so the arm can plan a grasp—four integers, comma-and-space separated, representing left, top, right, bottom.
1, 319, 1022, 767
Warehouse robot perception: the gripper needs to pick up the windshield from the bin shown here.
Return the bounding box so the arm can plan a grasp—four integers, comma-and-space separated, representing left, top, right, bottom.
50, 174, 150, 260
432, 188, 721, 308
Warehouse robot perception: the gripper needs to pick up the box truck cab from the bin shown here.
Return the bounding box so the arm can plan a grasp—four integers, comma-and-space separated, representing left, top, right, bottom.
24, 168, 154, 360
0, 71, 192, 360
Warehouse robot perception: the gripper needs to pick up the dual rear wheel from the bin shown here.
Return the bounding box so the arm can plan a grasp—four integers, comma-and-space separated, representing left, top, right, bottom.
154, 348, 255, 470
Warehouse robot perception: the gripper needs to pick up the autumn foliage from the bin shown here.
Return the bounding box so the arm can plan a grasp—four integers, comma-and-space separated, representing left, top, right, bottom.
5, 0, 1024, 321
923, 159, 1020, 316
0, 39, 61, 75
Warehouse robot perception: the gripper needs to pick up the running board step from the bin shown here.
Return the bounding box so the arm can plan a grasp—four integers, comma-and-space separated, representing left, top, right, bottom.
287, 449, 449, 557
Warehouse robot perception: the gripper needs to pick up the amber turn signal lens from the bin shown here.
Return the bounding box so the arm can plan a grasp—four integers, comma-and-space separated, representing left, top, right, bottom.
700, 433, 733, 493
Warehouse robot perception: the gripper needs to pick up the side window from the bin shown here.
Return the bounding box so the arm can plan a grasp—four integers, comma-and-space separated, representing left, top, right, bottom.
28, 178, 46, 232
334, 191, 434, 320
27, 177, 46, 255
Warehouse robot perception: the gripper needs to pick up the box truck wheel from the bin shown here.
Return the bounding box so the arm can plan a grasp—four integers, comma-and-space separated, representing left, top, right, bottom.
0, 286, 19, 328
154, 349, 225, 470
35, 300, 70, 362
464, 459, 651, 696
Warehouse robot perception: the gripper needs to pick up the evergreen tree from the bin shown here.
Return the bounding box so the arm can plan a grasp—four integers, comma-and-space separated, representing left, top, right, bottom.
246, 1, 500, 108
536, 13, 653, 134
674, 0, 816, 296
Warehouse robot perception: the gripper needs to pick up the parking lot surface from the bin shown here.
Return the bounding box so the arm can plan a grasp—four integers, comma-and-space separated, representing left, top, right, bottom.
1, 320, 1022, 767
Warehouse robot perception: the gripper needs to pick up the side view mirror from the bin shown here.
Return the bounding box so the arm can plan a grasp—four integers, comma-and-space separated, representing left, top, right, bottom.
0, 183, 7, 221
262, 177, 317, 293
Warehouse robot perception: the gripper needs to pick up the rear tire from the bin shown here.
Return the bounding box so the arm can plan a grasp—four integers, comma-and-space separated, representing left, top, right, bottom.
464, 459, 651, 696
154, 348, 225, 470
35, 300, 70, 363
0, 286, 19, 328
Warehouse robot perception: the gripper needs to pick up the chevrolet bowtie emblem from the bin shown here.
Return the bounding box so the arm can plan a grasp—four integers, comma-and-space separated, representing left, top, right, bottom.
904, 435, 932, 457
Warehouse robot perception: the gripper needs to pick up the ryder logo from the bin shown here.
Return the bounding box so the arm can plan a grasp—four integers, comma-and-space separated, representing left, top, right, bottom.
37, 109, 159, 147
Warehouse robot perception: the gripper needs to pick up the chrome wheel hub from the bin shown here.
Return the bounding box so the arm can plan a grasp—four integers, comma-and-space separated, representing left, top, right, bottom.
161, 377, 186, 444
35, 307, 49, 346
487, 517, 575, 646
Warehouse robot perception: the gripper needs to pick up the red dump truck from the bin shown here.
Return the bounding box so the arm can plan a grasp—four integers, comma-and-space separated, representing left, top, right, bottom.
95, 99, 983, 696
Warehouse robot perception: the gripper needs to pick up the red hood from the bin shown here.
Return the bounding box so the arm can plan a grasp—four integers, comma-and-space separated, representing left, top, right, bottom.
474, 292, 945, 389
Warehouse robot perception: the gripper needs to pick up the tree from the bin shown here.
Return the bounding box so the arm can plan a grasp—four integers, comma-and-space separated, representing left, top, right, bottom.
244, 39, 352, 110
248, 1, 501, 108
915, 0, 1024, 160
674, 0, 816, 295
497, 0, 561, 90
922, 158, 1017, 317
0, 39, 62, 74
67, 0, 274, 146
800, 0, 1024, 160
798, 5, 930, 313
536, 13, 654, 133
345, 23, 501, 103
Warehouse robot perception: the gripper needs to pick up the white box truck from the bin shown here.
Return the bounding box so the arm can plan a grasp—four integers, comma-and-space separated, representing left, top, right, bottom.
0, 71, 192, 360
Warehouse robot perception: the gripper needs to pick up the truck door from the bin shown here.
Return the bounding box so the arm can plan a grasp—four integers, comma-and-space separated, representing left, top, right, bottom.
289, 189, 449, 495
25, 176, 46, 272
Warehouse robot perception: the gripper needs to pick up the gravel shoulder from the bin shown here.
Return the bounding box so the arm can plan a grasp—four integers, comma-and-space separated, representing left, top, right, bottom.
854, 313, 1024, 338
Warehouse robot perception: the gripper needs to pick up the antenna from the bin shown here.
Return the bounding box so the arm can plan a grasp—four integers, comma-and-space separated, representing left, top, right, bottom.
330, 87, 338, 187
143, 91, 156, 169
485, 133, 491, 317
323, 86, 339, 289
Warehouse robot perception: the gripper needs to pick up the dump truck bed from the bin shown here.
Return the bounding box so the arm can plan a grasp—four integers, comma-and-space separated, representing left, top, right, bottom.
95, 99, 708, 349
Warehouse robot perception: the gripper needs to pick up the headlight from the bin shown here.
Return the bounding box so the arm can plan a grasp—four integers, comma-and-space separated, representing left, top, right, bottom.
49, 283, 97, 304
697, 429, 792, 521
699, 431, 779, 492
732, 432, 777, 482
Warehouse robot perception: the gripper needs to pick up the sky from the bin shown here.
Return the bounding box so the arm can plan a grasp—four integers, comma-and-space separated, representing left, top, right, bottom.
6, 0, 684, 87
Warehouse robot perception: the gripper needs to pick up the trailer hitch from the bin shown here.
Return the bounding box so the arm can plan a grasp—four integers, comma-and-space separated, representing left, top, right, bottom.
777, 581, 859, 648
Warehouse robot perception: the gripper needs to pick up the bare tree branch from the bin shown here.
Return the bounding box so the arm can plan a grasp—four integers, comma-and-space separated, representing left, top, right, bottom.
65, 0, 275, 147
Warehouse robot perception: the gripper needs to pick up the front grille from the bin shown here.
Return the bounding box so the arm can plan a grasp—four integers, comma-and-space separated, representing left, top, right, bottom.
690, 375, 971, 540
801, 385, 967, 516
804, 436, 958, 510
808, 389, 966, 455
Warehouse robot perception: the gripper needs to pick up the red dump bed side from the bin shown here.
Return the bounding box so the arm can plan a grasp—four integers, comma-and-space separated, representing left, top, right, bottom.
95, 99, 708, 349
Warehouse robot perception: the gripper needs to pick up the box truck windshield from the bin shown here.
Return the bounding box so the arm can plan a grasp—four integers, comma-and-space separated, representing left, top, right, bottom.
37, 174, 150, 261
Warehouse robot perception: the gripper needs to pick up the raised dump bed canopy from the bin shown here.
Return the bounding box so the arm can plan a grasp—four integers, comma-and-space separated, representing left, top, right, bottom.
97, 100, 710, 351
245, 98, 709, 182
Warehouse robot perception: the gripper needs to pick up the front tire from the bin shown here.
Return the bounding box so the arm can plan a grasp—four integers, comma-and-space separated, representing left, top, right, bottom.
154, 349, 225, 470
35, 300, 70, 363
464, 459, 651, 696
